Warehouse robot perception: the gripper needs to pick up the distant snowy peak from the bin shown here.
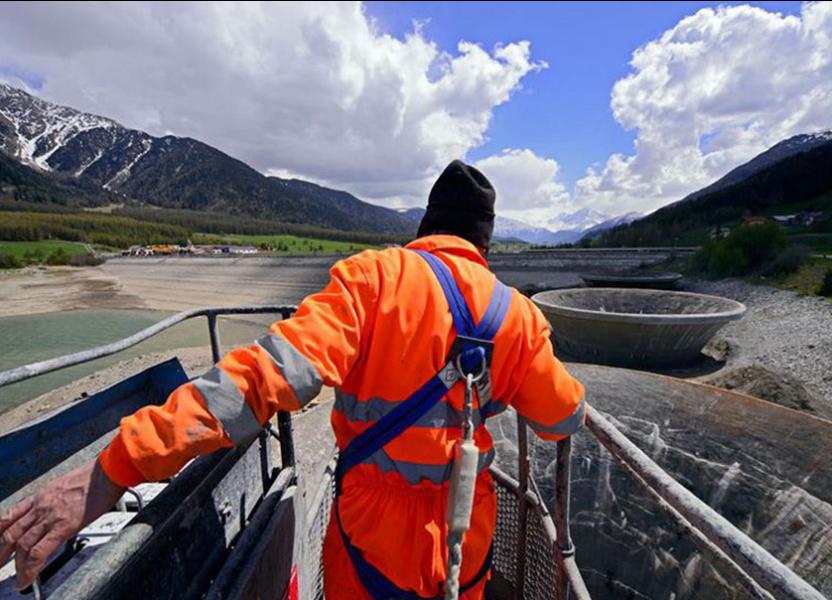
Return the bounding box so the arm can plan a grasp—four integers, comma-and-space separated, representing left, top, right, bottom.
580, 211, 642, 239
548, 207, 610, 233
493, 215, 565, 245
396, 206, 636, 245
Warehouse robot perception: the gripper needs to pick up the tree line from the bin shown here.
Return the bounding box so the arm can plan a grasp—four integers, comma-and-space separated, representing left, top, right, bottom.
115, 206, 408, 245
0, 211, 191, 247
0, 206, 411, 251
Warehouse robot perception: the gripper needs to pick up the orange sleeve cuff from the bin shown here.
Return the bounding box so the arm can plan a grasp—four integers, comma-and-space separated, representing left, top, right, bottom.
98, 433, 146, 488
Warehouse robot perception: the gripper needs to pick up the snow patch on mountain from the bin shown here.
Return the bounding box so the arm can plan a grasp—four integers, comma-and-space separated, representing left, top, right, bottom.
0, 83, 116, 170
580, 211, 642, 239
549, 207, 610, 232
103, 138, 152, 190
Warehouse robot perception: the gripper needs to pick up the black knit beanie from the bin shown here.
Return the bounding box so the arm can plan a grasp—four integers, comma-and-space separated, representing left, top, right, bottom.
417, 160, 496, 248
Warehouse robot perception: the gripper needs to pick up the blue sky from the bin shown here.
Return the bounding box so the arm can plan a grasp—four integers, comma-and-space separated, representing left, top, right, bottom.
366, 1, 803, 190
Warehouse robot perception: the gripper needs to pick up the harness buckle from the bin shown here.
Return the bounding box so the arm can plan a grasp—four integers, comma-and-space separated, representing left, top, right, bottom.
451, 335, 494, 366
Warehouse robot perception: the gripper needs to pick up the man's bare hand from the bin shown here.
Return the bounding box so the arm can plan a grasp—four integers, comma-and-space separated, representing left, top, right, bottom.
0, 460, 125, 590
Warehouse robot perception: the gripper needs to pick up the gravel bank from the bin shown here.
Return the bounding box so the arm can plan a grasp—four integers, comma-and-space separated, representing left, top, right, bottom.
684, 278, 832, 414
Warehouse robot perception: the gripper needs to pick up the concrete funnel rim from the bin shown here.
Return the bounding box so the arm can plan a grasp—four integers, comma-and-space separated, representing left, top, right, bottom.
531, 287, 747, 326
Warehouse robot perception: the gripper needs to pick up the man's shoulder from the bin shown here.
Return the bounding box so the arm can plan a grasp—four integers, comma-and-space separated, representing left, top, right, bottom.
337, 246, 409, 269
330, 247, 411, 287
502, 284, 550, 334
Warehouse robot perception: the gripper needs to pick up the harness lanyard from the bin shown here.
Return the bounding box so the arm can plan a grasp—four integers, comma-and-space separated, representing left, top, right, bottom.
445, 353, 487, 600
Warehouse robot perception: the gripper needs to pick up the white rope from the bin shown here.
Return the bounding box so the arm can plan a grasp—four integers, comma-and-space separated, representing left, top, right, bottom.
445, 368, 483, 600
445, 532, 464, 600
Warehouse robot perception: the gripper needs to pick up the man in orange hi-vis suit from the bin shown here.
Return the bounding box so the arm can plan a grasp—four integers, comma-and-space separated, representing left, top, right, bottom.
0, 161, 585, 599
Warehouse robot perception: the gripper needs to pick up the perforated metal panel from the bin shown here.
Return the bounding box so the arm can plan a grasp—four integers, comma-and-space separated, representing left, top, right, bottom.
521, 503, 559, 599
491, 475, 560, 599
492, 481, 520, 589
304, 465, 334, 600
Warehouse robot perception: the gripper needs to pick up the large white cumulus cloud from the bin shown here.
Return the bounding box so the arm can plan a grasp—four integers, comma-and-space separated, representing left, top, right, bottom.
0, 1, 543, 206
576, 2, 832, 215
474, 149, 571, 226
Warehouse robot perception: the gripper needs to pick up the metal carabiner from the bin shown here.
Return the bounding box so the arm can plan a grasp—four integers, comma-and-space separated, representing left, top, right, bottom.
454, 350, 487, 384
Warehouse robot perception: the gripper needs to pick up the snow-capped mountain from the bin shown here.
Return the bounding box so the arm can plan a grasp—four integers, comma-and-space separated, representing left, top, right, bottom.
601, 129, 832, 245
0, 83, 412, 233
579, 211, 642, 239
494, 215, 574, 245
398, 208, 562, 244
397, 207, 634, 246
0, 83, 151, 188
548, 207, 610, 233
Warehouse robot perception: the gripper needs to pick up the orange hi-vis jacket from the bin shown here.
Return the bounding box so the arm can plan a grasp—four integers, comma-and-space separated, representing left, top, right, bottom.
98, 234, 586, 599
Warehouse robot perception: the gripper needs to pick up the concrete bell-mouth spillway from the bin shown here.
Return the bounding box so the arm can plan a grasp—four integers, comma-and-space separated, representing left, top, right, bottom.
579, 271, 683, 290
532, 287, 747, 368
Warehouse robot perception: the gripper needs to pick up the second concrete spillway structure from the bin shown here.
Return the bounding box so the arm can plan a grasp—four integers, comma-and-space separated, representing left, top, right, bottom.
532, 287, 746, 368
579, 271, 683, 290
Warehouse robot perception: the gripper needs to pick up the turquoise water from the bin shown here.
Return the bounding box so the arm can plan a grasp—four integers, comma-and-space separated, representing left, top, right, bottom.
0, 309, 276, 414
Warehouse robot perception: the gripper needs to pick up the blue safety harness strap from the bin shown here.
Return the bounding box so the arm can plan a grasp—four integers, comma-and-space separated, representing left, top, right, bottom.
334, 250, 510, 599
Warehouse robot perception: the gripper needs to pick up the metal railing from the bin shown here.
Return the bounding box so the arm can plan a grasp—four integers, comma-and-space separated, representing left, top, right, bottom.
0, 305, 826, 600
585, 407, 825, 600
0, 305, 297, 388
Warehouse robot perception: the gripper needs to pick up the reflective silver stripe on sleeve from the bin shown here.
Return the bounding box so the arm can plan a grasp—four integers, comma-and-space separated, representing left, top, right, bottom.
192, 366, 262, 446
256, 333, 323, 407
526, 397, 587, 436
360, 448, 496, 486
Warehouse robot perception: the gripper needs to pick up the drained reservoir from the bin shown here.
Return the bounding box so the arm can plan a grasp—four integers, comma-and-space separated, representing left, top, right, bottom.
0, 309, 275, 413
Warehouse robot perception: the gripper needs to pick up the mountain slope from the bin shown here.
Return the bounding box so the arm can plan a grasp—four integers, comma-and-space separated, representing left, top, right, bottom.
0, 84, 412, 234
0, 151, 113, 206
599, 131, 832, 247
672, 130, 832, 209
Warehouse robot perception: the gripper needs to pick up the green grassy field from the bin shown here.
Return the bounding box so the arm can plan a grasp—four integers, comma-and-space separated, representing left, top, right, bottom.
0, 240, 90, 259
192, 233, 379, 254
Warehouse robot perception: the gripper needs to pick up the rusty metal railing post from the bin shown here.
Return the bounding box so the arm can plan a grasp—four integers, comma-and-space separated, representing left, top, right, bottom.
277, 411, 295, 468
207, 312, 222, 363
515, 416, 530, 600
555, 437, 575, 600
276, 307, 297, 471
